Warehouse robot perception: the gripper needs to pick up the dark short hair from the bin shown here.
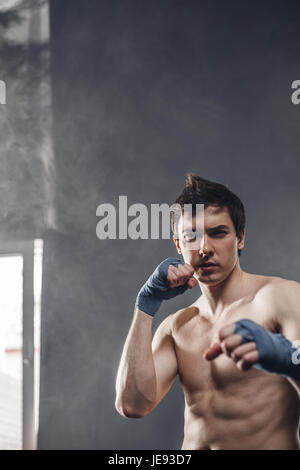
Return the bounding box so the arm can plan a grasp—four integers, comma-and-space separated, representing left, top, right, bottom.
171, 174, 246, 256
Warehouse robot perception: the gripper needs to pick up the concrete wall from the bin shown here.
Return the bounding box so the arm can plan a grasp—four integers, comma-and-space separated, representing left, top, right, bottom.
38, 0, 300, 449
0, 1, 54, 243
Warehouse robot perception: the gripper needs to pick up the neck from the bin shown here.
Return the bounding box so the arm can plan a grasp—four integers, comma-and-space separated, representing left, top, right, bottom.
198, 260, 247, 318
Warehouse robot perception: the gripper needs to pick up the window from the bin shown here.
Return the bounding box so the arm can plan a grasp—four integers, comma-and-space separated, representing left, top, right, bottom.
0, 240, 43, 450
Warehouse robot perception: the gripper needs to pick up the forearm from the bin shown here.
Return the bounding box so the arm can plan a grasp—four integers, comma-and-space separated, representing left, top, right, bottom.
115, 257, 193, 417
115, 308, 157, 418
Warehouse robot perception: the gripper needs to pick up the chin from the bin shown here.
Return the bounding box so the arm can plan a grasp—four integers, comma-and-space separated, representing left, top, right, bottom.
196, 271, 224, 285
196, 273, 216, 282
199, 277, 219, 285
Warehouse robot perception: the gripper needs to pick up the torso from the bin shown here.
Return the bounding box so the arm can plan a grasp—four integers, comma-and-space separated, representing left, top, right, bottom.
171, 273, 300, 450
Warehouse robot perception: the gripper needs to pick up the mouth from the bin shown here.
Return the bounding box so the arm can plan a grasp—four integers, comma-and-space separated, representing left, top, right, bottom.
198, 262, 217, 272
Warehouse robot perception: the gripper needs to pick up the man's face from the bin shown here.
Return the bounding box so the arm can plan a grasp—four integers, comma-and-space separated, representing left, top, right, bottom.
174, 205, 245, 286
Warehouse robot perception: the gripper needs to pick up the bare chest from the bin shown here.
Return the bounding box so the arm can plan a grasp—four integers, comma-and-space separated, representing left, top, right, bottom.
173, 301, 281, 396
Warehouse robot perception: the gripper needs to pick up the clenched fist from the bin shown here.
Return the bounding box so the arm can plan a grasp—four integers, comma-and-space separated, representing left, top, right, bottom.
204, 318, 300, 381
136, 258, 197, 317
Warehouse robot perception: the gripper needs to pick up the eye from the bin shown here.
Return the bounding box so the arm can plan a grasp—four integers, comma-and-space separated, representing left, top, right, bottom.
211, 230, 227, 237
183, 233, 196, 242
183, 231, 203, 242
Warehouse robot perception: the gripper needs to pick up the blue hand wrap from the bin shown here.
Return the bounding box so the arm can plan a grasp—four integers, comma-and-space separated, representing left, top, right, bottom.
234, 318, 300, 381
136, 258, 189, 317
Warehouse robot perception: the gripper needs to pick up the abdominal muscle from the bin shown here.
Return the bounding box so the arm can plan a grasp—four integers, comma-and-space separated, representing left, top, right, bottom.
180, 376, 300, 450
172, 283, 300, 450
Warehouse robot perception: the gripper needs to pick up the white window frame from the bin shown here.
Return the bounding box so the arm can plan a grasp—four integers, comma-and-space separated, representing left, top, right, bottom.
0, 241, 35, 450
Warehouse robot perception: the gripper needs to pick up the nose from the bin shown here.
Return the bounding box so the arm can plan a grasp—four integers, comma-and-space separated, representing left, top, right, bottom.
199, 234, 213, 258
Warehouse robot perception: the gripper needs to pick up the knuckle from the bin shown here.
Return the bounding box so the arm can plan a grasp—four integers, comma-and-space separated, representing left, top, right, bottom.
225, 337, 236, 350
232, 349, 242, 359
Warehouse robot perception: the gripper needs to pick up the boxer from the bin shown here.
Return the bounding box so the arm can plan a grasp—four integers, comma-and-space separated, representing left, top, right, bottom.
115, 174, 300, 450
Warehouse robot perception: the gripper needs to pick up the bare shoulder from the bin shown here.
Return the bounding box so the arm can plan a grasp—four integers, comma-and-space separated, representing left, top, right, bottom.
251, 274, 300, 327
155, 308, 191, 336
152, 306, 197, 350
166, 302, 201, 337
269, 277, 300, 313
253, 274, 300, 302
261, 276, 300, 339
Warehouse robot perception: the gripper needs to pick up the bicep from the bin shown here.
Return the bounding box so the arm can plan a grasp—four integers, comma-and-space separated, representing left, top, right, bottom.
152, 316, 178, 407
278, 281, 300, 343
278, 282, 300, 394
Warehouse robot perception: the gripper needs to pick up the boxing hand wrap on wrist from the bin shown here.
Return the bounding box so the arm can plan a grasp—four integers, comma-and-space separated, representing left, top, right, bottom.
136, 258, 189, 317
234, 318, 300, 381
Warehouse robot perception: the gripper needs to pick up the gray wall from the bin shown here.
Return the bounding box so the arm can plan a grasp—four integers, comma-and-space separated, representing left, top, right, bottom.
38, 0, 300, 449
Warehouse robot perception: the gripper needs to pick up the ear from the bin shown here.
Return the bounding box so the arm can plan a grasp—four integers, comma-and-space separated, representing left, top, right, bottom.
237, 230, 245, 252
173, 236, 182, 254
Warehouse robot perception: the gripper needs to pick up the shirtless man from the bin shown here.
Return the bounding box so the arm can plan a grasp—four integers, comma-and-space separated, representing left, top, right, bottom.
115, 174, 300, 450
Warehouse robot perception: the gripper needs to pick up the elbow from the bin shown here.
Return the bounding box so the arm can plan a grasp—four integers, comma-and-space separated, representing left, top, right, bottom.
115, 397, 152, 419
117, 406, 147, 419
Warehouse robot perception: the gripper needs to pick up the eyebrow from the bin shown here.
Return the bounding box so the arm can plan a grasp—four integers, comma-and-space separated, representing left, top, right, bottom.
183, 224, 230, 234
207, 225, 230, 231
